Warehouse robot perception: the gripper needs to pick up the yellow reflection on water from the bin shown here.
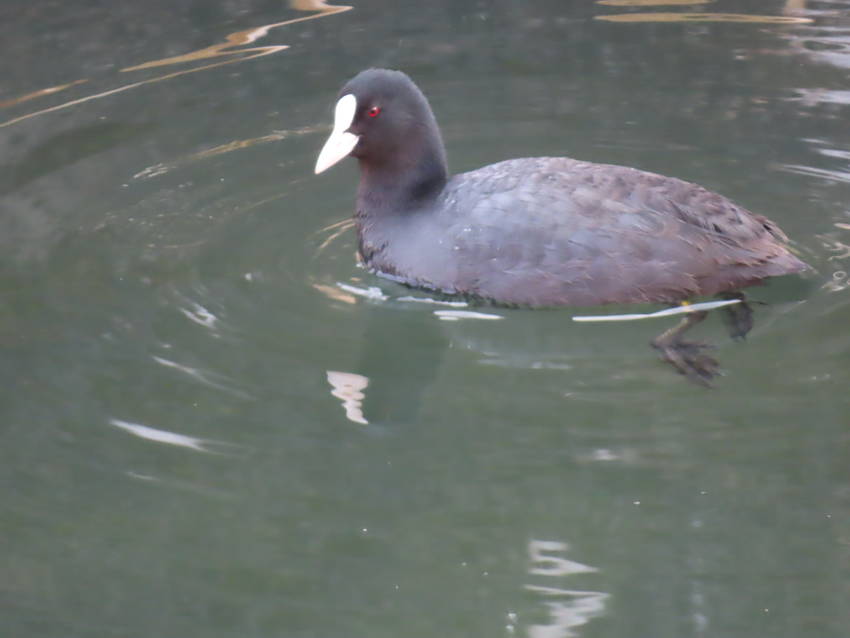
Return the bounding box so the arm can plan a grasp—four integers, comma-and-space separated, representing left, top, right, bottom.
192, 129, 317, 159
0, 79, 88, 109
597, 0, 713, 6
133, 127, 318, 180
595, 12, 813, 23
312, 283, 359, 304
123, 1, 351, 72
0, 1, 352, 129
314, 217, 357, 255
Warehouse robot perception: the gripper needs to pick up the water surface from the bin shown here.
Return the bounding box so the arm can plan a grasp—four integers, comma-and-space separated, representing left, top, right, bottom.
2, 1, 849, 637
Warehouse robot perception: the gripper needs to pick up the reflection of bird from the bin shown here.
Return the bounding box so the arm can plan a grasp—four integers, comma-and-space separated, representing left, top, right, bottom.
315, 69, 809, 384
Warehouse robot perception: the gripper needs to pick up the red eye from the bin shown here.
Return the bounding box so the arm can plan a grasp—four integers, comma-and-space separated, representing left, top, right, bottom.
367, 106, 381, 118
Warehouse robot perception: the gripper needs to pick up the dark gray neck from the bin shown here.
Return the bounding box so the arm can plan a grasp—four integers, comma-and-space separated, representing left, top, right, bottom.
355, 129, 448, 218
353, 142, 447, 269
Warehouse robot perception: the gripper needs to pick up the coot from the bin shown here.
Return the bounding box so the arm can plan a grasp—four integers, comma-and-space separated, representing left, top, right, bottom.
315, 68, 808, 383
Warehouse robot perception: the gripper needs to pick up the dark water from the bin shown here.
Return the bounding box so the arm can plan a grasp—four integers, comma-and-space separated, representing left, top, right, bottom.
2, 1, 850, 636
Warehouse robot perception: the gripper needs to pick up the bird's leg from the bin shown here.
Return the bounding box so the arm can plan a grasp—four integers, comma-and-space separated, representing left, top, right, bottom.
651, 308, 718, 386
717, 291, 755, 341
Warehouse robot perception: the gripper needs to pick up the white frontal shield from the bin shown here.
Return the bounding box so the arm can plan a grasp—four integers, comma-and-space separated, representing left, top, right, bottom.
315, 94, 359, 174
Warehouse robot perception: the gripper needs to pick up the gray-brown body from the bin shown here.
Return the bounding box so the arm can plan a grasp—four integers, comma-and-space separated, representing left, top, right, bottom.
357, 156, 806, 307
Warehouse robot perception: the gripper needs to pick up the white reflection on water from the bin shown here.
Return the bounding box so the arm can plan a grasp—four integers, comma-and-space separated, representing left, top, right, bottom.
152, 355, 254, 399
434, 310, 503, 321
335, 282, 389, 301
524, 540, 609, 638
314, 280, 472, 309
124, 471, 235, 499
785, 22, 850, 71
821, 269, 848, 292
396, 295, 467, 307
528, 540, 599, 577
524, 587, 610, 638
781, 162, 850, 184
779, 134, 850, 293
326, 370, 369, 424
108, 418, 241, 454
573, 298, 741, 323
179, 301, 220, 330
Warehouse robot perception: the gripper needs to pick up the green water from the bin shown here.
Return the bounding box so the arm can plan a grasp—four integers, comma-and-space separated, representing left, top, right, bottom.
2, 1, 849, 636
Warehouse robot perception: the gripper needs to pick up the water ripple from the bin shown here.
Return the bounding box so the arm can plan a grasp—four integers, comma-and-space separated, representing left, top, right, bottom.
781, 164, 850, 184
152, 355, 254, 400
108, 418, 243, 454
524, 540, 609, 638
0, 2, 352, 129
178, 302, 220, 331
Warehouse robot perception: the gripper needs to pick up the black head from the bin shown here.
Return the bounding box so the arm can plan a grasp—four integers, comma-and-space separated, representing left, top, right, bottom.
314, 69, 447, 186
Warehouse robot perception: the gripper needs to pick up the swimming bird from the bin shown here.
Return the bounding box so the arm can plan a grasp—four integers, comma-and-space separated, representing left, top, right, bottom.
314, 68, 808, 383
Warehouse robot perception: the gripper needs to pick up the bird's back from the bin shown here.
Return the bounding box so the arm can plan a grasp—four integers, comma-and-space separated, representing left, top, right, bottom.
362, 157, 807, 306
